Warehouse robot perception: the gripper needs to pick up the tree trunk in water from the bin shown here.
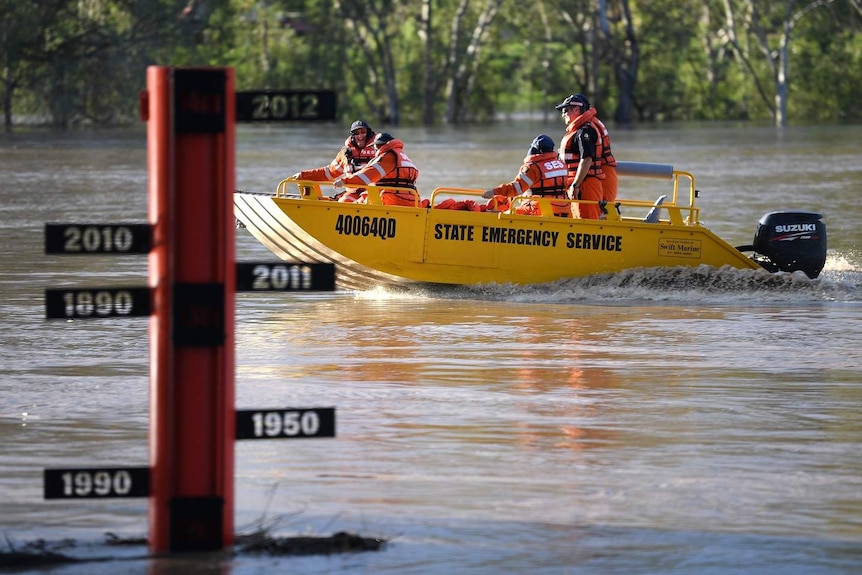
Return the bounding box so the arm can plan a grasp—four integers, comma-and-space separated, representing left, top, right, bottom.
3, 64, 13, 128
335, 0, 400, 125
444, 0, 470, 125
446, 0, 503, 124
599, 0, 638, 124
421, 0, 435, 126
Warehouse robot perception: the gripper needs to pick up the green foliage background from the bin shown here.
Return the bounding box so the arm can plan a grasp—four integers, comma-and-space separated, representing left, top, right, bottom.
2, 0, 860, 127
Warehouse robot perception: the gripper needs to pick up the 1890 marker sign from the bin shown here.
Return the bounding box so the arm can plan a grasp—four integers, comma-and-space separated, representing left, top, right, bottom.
45, 287, 151, 319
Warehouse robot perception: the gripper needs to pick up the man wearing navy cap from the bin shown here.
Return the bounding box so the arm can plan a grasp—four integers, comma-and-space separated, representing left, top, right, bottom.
555, 94, 604, 219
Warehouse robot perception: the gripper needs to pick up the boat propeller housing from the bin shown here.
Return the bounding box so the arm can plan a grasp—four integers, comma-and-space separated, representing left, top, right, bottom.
738, 211, 827, 278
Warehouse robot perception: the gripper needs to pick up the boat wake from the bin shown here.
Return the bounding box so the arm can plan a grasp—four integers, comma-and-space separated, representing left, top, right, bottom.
356, 254, 862, 306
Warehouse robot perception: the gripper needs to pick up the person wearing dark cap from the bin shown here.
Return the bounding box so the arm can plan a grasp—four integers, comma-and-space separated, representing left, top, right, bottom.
333, 132, 424, 207
555, 94, 605, 219
482, 134, 570, 217
290, 120, 376, 203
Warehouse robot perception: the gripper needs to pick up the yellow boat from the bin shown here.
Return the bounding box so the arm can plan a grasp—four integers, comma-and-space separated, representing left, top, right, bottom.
234, 162, 826, 290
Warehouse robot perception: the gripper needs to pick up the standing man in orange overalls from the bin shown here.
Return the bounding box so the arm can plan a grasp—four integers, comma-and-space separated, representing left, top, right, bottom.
556, 94, 604, 219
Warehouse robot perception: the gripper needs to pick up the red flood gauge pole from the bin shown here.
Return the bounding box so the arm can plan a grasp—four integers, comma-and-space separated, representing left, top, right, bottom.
145, 66, 236, 552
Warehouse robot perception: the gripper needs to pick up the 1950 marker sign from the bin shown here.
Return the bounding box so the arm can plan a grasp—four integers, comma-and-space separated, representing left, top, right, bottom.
236, 408, 336, 440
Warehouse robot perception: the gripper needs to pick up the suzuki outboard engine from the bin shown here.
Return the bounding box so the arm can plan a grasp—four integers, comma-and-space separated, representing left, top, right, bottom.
736, 211, 827, 278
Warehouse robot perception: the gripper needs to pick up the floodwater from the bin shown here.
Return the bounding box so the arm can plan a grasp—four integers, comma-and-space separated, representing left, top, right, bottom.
1, 122, 862, 574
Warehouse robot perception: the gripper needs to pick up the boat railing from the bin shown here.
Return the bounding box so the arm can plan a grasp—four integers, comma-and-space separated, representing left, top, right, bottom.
276, 177, 322, 198
277, 162, 701, 225
428, 187, 700, 225
276, 178, 424, 206
427, 162, 701, 225
614, 162, 700, 225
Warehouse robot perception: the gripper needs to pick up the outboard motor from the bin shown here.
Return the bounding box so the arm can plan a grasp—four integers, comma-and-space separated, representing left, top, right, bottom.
736, 211, 827, 278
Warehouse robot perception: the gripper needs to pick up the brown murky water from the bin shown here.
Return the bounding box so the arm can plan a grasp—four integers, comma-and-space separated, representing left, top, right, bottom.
1, 124, 861, 574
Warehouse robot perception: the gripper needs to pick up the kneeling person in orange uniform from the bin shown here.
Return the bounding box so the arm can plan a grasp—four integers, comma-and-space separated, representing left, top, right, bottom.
333, 132, 423, 207
482, 134, 570, 217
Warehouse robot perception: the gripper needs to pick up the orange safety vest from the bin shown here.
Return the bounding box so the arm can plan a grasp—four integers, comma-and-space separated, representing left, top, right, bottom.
374, 147, 419, 191
296, 137, 376, 182
491, 151, 570, 217
342, 135, 377, 174
491, 151, 567, 198
589, 117, 616, 169
523, 152, 568, 198
560, 108, 605, 181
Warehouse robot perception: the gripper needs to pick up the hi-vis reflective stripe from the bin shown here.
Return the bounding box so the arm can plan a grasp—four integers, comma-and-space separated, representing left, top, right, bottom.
545, 168, 567, 178
563, 153, 576, 161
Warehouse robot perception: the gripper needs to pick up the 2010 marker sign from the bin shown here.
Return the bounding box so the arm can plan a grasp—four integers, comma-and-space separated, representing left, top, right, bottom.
45, 224, 152, 255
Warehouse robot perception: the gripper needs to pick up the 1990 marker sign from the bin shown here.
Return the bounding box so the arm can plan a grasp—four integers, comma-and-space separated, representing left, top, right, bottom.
44, 467, 149, 499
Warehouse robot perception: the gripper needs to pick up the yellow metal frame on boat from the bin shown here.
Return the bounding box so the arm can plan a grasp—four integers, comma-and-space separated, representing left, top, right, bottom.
275, 167, 701, 225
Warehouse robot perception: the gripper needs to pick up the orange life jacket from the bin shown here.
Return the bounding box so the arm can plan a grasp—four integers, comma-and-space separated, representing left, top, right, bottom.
522, 151, 568, 198
589, 116, 616, 169
342, 135, 377, 174
299, 138, 376, 182
560, 108, 605, 181
372, 140, 419, 191
500, 151, 570, 217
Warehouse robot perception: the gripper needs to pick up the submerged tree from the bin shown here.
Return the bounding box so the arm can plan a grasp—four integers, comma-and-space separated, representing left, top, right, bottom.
721, 0, 838, 126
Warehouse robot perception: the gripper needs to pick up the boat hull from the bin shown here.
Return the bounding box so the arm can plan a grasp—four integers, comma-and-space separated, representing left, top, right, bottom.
235, 190, 761, 288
